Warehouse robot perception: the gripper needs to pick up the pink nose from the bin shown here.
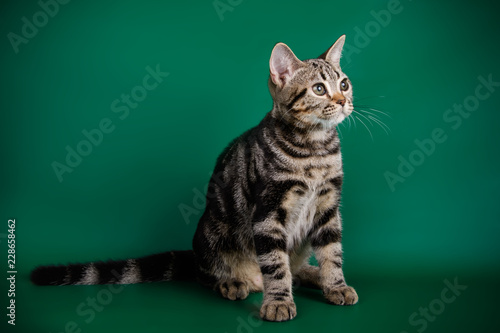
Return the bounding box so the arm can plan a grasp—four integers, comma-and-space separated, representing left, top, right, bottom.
332, 92, 346, 106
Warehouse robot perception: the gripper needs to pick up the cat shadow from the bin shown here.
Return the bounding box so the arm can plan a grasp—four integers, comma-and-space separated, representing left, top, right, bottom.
293, 285, 324, 302
145, 280, 261, 313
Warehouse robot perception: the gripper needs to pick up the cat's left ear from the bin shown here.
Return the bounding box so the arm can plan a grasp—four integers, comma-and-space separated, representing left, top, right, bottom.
319, 35, 346, 66
270, 43, 303, 89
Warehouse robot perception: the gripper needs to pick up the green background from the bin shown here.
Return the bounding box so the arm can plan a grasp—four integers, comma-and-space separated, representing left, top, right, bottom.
1, 0, 499, 332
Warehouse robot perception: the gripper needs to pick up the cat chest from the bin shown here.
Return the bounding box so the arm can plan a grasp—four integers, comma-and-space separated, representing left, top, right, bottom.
281, 167, 342, 250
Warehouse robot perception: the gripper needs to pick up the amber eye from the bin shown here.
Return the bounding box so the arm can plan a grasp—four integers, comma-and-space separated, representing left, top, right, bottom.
340, 79, 349, 91
312, 83, 327, 96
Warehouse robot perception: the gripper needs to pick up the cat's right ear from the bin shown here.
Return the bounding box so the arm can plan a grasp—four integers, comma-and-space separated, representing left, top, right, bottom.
319, 35, 346, 66
269, 43, 302, 89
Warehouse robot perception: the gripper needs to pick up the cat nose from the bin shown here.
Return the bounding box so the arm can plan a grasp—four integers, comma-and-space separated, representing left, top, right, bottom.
332, 93, 345, 106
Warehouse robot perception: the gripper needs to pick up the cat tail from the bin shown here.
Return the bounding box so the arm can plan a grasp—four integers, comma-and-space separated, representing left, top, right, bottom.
30, 250, 196, 286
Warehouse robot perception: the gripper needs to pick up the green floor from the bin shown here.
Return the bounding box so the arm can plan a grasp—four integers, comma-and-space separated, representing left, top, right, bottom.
3, 267, 498, 333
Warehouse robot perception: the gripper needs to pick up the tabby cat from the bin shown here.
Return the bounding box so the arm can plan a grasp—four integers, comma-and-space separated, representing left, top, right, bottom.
31, 35, 358, 322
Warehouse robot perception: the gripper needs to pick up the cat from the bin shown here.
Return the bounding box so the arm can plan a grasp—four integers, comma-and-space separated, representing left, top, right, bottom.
31, 35, 358, 322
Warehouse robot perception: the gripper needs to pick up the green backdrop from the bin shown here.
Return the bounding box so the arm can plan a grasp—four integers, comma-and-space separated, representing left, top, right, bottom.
1, 0, 499, 332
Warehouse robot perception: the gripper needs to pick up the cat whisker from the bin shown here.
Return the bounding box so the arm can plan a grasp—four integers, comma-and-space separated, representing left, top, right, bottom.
296, 113, 322, 140
307, 121, 321, 138
353, 110, 375, 127
278, 106, 297, 123
353, 109, 391, 137
359, 110, 391, 133
353, 114, 374, 140
367, 115, 390, 135
346, 114, 352, 130
354, 106, 391, 119
358, 108, 390, 117
349, 114, 357, 130
344, 114, 355, 133
338, 115, 348, 131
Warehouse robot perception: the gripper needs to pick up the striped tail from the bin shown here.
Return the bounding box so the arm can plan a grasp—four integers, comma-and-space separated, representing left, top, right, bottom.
30, 250, 196, 286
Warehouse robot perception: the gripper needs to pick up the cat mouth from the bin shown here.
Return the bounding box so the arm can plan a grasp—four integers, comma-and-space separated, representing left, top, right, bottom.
317, 110, 350, 125
323, 105, 338, 115
321, 106, 343, 119
316, 105, 352, 125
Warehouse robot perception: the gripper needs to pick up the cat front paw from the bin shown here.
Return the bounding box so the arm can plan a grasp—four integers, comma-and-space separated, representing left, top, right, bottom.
219, 279, 250, 300
324, 285, 358, 305
260, 299, 297, 322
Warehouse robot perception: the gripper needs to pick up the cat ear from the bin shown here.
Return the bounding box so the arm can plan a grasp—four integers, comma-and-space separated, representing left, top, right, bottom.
270, 43, 303, 89
319, 35, 346, 66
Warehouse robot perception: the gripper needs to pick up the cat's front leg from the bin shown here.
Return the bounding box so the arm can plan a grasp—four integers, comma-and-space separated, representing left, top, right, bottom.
310, 208, 358, 305
253, 220, 296, 322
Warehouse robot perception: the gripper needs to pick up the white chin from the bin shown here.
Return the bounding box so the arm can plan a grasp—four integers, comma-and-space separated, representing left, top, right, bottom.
313, 118, 338, 129
335, 113, 346, 124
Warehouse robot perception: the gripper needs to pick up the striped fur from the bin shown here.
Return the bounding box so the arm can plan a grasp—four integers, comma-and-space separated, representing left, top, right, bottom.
31, 251, 196, 286
31, 35, 358, 322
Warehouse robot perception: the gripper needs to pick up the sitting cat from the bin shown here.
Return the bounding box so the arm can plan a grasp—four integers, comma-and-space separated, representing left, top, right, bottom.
31, 35, 359, 322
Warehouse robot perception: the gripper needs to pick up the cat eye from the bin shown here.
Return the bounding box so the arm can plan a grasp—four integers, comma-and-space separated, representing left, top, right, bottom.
312, 83, 327, 96
340, 79, 349, 91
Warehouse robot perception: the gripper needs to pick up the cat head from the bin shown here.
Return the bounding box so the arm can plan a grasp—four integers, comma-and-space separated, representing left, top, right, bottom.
268, 35, 352, 129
